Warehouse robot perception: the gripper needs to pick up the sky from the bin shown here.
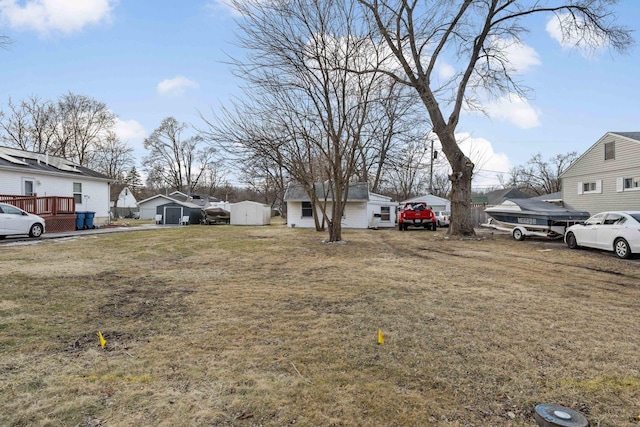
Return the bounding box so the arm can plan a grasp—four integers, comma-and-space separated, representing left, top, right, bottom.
1, 0, 640, 190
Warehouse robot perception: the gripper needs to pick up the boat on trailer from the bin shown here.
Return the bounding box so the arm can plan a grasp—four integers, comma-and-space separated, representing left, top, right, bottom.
482, 198, 590, 240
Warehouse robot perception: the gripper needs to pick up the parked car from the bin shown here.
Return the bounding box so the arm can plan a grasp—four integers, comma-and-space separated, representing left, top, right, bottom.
0, 202, 46, 239
564, 211, 640, 259
398, 201, 437, 231
434, 210, 450, 227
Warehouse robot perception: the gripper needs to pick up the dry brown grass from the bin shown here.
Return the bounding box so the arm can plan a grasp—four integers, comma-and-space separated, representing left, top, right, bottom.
1, 223, 639, 426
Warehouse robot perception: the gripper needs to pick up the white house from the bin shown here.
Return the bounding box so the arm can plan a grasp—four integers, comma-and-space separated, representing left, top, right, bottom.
0, 146, 112, 225
284, 182, 397, 229
230, 201, 271, 226
110, 185, 138, 218
560, 132, 640, 214
401, 194, 451, 212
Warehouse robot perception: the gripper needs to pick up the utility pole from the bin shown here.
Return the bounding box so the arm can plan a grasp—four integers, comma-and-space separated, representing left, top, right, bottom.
429, 138, 434, 194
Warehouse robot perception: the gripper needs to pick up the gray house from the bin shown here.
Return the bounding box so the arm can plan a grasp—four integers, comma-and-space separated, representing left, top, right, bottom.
560, 132, 640, 215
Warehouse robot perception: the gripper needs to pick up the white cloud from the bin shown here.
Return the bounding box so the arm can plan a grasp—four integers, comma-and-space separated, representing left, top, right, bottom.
430, 132, 511, 189
115, 118, 147, 165
206, 0, 241, 17
484, 93, 541, 129
497, 38, 541, 73
456, 132, 512, 189
0, 0, 116, 36
546, 13, 608, 57
156, 76, 200, 97
437, 62, 456, 81
115, 118, 147, 143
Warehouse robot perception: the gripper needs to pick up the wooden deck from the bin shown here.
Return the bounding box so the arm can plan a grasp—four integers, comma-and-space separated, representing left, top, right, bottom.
1, 194, 77, 232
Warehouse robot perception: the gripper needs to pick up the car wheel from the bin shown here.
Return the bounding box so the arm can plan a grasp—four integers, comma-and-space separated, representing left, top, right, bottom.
566, 232, 579, 249
398, 224, 403, 231
436, 220, 441, 227
512, 228, 525, 241
614, 238, 632, 259
432, 222, 437, 231
29, 223, 44, 238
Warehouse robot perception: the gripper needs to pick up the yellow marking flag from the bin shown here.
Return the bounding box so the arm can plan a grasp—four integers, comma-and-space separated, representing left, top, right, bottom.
97, 331, 107, 349
377, 329, 384, 345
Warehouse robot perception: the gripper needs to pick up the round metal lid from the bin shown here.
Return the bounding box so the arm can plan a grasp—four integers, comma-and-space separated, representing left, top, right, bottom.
533, 404, 589, 427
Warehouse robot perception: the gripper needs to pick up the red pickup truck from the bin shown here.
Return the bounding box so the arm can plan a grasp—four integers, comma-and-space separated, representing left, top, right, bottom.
398, 202, 437, 231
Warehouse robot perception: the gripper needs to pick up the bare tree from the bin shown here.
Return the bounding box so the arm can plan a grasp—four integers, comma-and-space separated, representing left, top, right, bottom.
1, 35, 11, 50
0, 98, 30, 149
197, 160, 228, 197
24, 95, 58, 153
430, 169, 452, 199
504, 151, 578, 195
357, 0, 632, 235
204, 0, 388, 241
1, 93, 119, 165
200, 100, 330, 230
54, 92, 117, 166
384, 137, 431, 201
352, 79, 430, 194
144, 117, 216, 194
90, 132, 135, 180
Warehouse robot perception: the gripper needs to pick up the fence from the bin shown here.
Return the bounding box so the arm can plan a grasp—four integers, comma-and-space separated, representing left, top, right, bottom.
1, 194, 77, 232
471, 205, 489, 228
0, 194, 75, 215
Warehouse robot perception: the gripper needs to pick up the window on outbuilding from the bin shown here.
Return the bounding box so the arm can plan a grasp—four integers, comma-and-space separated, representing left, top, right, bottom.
604, 142, 615, 160
301, 201, 313, 217
73, 182, 83, 204
380, 206, 391, 221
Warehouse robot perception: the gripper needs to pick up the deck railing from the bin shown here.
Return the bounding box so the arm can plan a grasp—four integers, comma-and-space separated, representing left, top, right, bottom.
0, 194, 76, 215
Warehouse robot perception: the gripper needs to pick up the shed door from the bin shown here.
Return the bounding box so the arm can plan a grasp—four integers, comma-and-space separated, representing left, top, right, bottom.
164, 207, 182, 225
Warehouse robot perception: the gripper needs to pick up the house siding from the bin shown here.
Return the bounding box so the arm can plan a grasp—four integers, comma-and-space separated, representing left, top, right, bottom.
562, 133, 640, 213
284, 182, 397, 229
114, 188, 137, 208
0, 168, 111, 223
366, 195, 398, 228
287, 201, 372, 228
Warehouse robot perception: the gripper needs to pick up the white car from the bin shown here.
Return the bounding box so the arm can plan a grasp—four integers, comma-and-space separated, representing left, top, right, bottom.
434, 210, 450, 227
564, 211, 640, 259
0, 202, 46, 239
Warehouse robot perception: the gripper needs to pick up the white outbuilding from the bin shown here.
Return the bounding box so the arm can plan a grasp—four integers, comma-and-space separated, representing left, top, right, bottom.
284, 182, 398, 229
230, 200, 271, 226
401, 194, 450, 212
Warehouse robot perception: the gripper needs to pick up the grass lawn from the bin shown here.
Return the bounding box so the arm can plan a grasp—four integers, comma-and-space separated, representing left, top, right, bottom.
1, 223, 639, 426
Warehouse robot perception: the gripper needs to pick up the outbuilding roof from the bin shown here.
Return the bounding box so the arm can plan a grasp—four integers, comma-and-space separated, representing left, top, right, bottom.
284, 182, 370, 202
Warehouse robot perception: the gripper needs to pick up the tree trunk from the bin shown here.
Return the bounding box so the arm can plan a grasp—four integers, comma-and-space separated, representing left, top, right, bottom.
437, 129, 475, 236
328, 201, 343, 242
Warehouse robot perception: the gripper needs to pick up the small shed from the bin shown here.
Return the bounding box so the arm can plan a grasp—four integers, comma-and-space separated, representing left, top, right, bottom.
156, 201, 202, 225
230, 201, 271, 226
